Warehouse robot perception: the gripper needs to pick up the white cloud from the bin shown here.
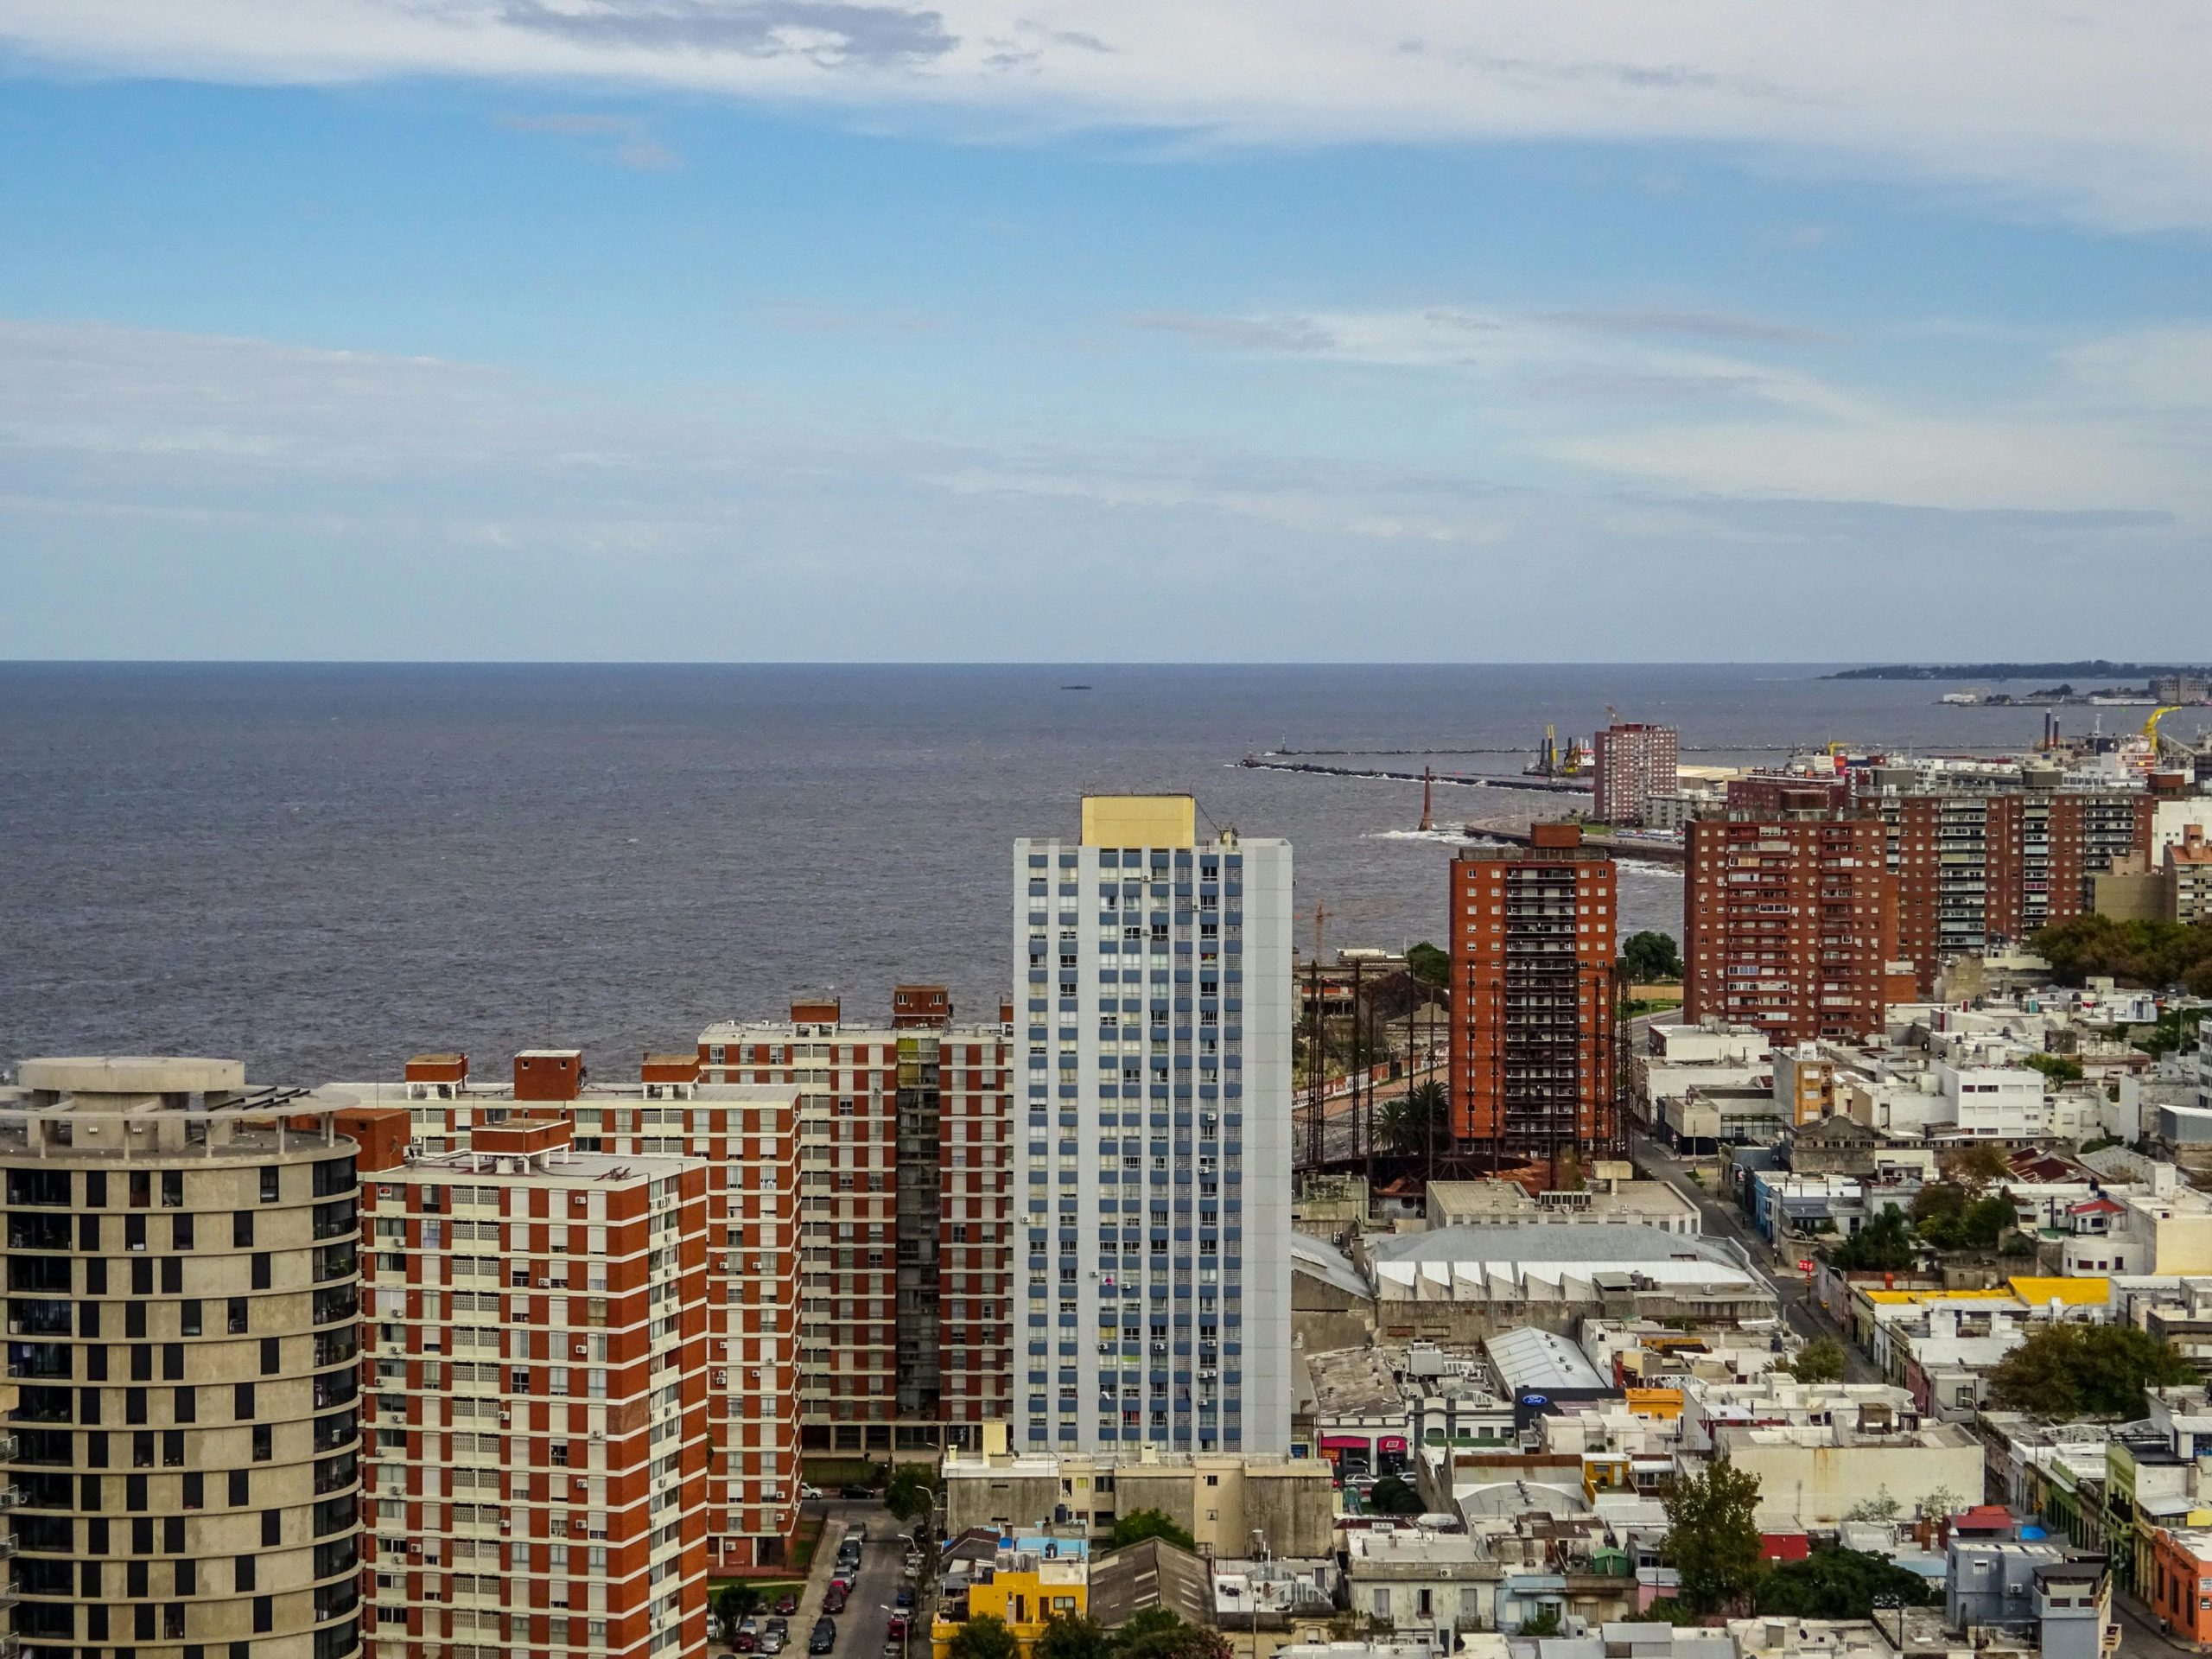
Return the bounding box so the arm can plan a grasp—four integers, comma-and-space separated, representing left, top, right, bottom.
1125, 303, 2212, 517
3, 2, 2210, 228
0, 315, 2201, 660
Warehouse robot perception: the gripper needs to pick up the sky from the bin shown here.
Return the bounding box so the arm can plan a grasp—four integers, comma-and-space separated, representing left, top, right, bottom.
1, 3, 2208, 662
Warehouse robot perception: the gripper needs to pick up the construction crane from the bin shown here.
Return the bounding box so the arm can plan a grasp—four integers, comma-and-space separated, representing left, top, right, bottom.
2145, 704, 2185, 752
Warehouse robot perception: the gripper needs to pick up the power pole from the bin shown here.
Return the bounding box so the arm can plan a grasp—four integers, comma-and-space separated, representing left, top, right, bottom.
1305, 900, 1328, 1169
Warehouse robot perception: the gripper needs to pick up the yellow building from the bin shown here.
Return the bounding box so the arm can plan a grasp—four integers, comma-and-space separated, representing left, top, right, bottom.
932, 1543, 1090, 1659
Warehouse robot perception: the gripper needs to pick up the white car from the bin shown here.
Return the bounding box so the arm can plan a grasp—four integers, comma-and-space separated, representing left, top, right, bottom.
798, 1484, 823, 1500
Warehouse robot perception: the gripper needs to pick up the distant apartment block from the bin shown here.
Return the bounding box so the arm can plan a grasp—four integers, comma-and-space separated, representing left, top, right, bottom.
2172, 824, 2212, 924
1683, 812, 1897, 1046
1011, 794, 1294, 1454
697, 989, 1013, 1457
1869, 785, 2152, 988
1447, 824, 1619, 1158
1592, 721, 1678, 825
0, 1058, 365, 1659
348, 1113, 709, 1658
337, 1052, 800, 1573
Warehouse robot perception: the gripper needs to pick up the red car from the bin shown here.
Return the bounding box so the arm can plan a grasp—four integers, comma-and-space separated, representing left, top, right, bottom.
823, 1586, 849, 1616
776, 1595, 801, 1618
887, 1615, 909, 1641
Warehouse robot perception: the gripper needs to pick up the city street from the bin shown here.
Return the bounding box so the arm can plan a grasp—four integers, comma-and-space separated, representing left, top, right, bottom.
1627, 1128, 1883, 1383
760, 1500, 909, 1659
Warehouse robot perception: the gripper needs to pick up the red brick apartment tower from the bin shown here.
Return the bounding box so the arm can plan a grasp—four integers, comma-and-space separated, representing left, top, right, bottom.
340, 1051, 803, 1576
349, 1113, 710, 1659
1871, 788, 2152, 991
696, 991, 1012, 1457
1592, 721, 1680, 824
1448, 824, 1620, 1160
1683, 810, 1896, 1045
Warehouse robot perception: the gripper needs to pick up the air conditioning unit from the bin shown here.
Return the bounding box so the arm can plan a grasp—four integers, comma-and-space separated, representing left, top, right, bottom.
574, 1344, 588, 1357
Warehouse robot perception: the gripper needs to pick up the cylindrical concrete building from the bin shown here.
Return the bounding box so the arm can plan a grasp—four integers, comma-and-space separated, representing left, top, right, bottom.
2, 1058, 362, 1659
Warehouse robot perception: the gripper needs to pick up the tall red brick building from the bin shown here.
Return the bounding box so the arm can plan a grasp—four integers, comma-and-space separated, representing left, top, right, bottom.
1592, 721, 1679, 825
1866, 788, 2152, 988
340, 1051, 802, 1576
1448, 824, 1620, 1159
697, 991, 1011, 1458
1683, 812, 1897, 1045
349, 1111, 711, 1657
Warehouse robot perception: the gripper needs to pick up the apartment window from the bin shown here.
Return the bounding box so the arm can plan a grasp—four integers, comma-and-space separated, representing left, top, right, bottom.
232, 1212, 254, 1249
260, 1166, 281, 1203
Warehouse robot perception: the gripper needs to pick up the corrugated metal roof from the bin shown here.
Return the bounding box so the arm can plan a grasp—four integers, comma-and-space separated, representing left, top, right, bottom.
1483, 1326, 1610, 1394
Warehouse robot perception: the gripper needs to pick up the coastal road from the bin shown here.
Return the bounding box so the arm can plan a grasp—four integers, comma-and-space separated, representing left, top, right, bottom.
1627, 1128, 1882, 1383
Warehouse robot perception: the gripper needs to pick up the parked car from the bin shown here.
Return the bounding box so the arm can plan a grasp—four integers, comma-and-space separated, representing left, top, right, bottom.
823, 1586, 849, 1615
893, 1588, 914, 1612
734, 1630, 759, 1653
768, 1618, 791, 1638
798, 1484, 823, 1500
887, 1614, 909, 1640
762, 1633, 786, 1654
841, 1484, 876, 1499
775, 1595, 801, 1617
849, 1522, 868, 1544
884, 1643, 904, 1659
810, 1624, 837, 1656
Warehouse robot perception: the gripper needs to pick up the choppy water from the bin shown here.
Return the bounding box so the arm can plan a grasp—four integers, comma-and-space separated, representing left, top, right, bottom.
0, 663, 2048, 1084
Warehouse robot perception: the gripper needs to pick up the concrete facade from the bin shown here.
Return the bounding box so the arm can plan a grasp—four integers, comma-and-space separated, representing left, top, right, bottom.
0, 1058, 365, 1659
1012, 799, 1294, 1455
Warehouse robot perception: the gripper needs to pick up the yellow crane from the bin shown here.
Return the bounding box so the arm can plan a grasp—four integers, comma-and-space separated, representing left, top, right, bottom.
2145, 704, 2184, 753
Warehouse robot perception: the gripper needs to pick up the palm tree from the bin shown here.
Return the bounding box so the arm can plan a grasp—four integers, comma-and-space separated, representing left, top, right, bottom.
1379, 1080, 1450, 1155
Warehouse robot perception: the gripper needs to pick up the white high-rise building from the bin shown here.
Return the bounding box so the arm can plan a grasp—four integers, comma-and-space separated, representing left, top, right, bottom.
1010, 795, 1292, 1454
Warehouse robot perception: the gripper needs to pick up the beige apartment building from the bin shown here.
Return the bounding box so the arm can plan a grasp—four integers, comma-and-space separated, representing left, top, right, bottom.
698, 988, 1013, 1458
336, 1052, 800, 1573
345, 1110, 709, 1659
0, 1058, 364, 1659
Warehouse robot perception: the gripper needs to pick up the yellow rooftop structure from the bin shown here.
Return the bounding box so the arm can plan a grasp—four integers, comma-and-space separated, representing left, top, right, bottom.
1082, 794, 1196, 848
2010, 1275, 2111, 1307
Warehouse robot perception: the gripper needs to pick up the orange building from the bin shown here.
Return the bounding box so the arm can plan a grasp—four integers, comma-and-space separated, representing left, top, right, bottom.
338, 1051, 803, 1575
352, 1114, 711, 1657
2147, 1527, 2212, 1644
1683, 811, 1897, 1046
1447, 825, 1619, 1159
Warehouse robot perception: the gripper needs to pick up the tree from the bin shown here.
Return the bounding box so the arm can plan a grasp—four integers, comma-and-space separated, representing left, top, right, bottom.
714, 1585, 753, 1643
1378, 1080, 1450, 1155
1756, 1548, 1934, 1619
1938, 1143, 2012, 1193
1790, 1338, 1847, 1384
2022, 1051, 2084, 1084
1516, 1607, 1564, 1638
1842, 1491, 1900, 1523
950, 1616, 1022, 1659
1619, 931, 1685, 983
1986, 1322, 2195, 1418
1036, 1615, 1113, 1659
886, 1463, 936, 1528
2032, 914, 2212, 990
1367, 1475, 1424, 1516
1114, 1610, 1232, 1659
1406, 942, 1450, 988
1827, 1210, 1916, 1272
1664, 1458, 1765, 1618
1109, 1510, 1197, 1553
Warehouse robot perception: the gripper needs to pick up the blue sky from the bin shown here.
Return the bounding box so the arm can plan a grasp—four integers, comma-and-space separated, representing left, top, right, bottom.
2, 3, 2208, 660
